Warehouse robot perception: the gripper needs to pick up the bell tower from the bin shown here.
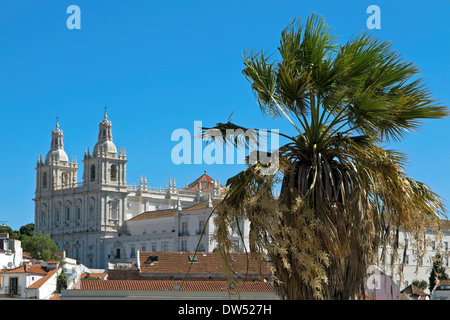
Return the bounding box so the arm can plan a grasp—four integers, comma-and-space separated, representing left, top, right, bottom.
35, 119, 78, 233
82, 108, 127, 187
36, 119, 78, 193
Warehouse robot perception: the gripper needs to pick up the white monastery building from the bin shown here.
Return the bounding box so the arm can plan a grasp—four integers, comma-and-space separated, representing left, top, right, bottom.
34, 111, 249, 269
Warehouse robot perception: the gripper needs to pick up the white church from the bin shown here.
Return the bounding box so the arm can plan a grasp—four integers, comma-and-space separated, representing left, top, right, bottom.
33, 111, 249, 269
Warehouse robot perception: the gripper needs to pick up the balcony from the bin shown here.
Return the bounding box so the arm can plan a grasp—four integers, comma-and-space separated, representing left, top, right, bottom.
178, 231, 189, 237
195, 229, 205, 236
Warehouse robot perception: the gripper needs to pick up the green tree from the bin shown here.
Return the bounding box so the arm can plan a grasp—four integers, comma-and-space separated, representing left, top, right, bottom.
56, 270, 68, 293
412, 279, 427, 291
429, 254, 449, 292
204, 13, 447, 300
0, 225, 19, 239
21, 232, 60, 261
19, 223, 35, 239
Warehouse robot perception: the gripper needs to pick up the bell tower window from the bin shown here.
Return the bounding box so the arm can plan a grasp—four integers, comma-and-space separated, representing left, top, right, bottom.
42, 172, 47, 188
111, 165, 117, 181
90, 165, 95, 181
62, 172, 69, 188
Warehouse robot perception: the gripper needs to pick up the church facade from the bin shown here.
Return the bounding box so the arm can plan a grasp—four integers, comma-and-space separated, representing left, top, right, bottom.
33, 112, 241, 269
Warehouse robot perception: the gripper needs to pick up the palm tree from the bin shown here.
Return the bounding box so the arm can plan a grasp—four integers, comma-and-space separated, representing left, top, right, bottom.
204, 13, 448, 300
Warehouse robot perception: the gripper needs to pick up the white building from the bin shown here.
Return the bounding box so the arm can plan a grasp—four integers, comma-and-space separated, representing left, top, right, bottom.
0, 233, 22, 270
34, 111, 239, 269
0, 260, 61, 299
431, 280, 450, 300
105, 197, 249, 266
378, 220, 450, 294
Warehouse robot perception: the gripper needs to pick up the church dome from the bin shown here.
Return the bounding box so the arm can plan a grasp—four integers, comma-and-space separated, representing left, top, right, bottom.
93, 140, 117, 156
92, 109, 117, 157
45, 148, 69, 164
45, 120, 69, 165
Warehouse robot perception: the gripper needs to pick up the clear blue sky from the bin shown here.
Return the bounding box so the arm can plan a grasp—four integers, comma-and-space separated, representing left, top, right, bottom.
1, 0, 449, 230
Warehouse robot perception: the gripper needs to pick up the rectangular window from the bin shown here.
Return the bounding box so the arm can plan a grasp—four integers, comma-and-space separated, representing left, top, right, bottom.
162, 242, 169, 251
66, 207, 70, 221
152, 243, 157, 251
198, 220, 205, 235
130, 246, 136, 258
181, 222, 188, 236
77, 207, 81, 220
181, 240, 187, 252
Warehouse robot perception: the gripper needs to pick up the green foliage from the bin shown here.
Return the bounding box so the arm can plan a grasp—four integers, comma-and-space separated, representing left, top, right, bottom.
429, 254, 449, 292
0, 225, 19, 239
21, 231, 60, 261
412, 279, 428, 291
82, 272, 101, 280
19, 223, 35, 238
0, 223, 35, 240
206, 12, 448, 300
56, 270, 68, 293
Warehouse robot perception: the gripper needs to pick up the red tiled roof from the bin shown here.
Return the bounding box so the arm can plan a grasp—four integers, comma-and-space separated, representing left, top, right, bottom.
128, 208, 175, 221
81, 272, 108, 279
27, 268, 60, 289
187, 173, 219, 190
436, 279, 450, 290
129, 200, 220, 222
0, 263, 48, 275
182, 199, 220, 211
139, 251, 270, 276
75, 279, 274, 292
400, 284, 428, 297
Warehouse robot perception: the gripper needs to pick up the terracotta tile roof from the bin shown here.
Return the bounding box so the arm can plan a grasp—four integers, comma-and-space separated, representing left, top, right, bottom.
400, 284, 428, 297
0, 263, 48, 275
75, 279, 274, 292
129, 199, 220, 222
139, 251, 270, 276
49, 294, 61, 300
187, 173, 218, 191
128, 208, 175, 221
22, 252, 32, 259
436, 279, 450, 289
27, 268, 61, 289
81, 272, 108, 279
183, 199, 221, 211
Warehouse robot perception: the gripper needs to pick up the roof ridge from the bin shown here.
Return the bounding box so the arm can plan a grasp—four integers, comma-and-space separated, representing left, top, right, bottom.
26, 267, 61, 289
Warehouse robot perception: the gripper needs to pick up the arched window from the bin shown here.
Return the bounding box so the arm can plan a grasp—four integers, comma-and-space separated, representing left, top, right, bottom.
90, 165, 95, 181
111, 164, 117, 181
42, 172, 47, 188
55, 209, 60, 222
61, 172, 69, 187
